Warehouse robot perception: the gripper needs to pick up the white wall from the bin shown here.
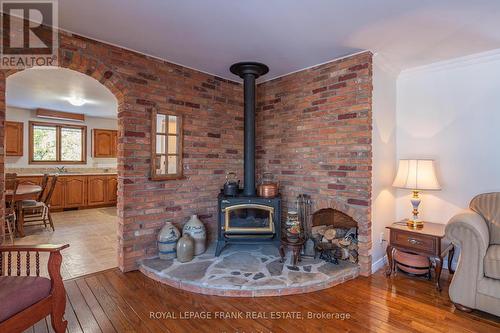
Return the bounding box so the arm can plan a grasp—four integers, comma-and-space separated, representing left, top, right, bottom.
396, 49, 500, 225
371, 54, 398, 272
6, 106, 118, 168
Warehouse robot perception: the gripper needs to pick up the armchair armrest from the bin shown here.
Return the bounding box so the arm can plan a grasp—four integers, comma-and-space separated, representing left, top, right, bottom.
0, 244, 69, 277
0, 244, 69, 253
445, 210, 489, 309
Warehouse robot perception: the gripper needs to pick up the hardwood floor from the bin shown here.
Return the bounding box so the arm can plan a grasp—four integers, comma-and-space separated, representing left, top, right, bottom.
24, 268, 500, 333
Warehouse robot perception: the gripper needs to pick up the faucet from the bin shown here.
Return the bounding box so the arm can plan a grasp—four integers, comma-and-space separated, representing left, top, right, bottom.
56, 166, 67, 173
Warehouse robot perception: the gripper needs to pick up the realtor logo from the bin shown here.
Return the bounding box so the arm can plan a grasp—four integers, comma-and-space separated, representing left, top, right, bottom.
1, 0, 58, 68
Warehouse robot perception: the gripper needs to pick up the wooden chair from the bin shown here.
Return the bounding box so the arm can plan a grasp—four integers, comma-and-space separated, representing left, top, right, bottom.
20, 173, 50, 213
37, 174, 50, 202
3, 175, 19, 245
18, 175, 58, 235
0, 244, 69, 332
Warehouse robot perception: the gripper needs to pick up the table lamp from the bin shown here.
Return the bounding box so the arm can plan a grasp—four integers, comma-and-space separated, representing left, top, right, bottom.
392, 159, 441, 228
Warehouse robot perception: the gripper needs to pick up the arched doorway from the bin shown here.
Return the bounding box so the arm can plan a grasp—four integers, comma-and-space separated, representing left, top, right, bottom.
0, 57, 128, 273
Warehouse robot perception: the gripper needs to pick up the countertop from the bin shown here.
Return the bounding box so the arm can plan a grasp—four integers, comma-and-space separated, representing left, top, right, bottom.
16, 173, 117, 177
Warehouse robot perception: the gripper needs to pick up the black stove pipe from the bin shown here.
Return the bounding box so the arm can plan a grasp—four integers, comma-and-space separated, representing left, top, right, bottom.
230, 62, 269, 197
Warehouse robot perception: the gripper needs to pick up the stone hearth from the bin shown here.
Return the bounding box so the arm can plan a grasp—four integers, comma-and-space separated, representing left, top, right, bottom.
140, 244, 359, 297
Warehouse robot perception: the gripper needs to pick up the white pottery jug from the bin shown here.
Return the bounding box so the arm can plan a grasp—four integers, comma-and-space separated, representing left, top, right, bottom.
182, 214, 206, 255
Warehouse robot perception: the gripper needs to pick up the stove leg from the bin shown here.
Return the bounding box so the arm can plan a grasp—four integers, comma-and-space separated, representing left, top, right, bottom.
215, 240, 226, 256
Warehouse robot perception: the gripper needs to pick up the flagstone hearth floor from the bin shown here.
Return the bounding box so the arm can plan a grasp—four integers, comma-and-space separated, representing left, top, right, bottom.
139, 244, 359, 297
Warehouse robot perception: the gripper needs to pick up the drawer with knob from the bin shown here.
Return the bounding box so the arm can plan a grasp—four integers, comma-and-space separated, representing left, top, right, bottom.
390, 230, 438, 255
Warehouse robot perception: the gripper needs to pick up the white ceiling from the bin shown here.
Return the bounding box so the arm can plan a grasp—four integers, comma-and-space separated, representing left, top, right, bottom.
57, 0, 500, 81
6, 67, 118, 118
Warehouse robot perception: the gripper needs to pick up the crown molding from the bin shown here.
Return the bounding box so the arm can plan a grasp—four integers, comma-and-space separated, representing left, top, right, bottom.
399, 48, 500, 79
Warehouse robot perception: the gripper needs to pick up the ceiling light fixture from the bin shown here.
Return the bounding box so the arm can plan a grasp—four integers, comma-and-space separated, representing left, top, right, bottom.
67, 96, 87, 106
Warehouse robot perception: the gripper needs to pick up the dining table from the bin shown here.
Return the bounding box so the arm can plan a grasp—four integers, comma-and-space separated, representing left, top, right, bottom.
5, 184, 42, 237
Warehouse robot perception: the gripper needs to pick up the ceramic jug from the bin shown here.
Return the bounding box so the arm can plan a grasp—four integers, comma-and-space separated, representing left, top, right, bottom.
176, 234, 194, 263
157, 222, 180, 260
182, 214, 206, 255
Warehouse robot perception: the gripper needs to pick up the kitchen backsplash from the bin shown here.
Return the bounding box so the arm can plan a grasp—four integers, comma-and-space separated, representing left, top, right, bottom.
6, 167, 117, 175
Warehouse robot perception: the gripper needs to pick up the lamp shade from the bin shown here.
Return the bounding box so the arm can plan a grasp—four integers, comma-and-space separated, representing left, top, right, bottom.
392, 159, 441, 190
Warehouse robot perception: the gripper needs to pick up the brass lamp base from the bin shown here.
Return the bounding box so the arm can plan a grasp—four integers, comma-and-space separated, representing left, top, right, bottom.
406, 220, 424, 229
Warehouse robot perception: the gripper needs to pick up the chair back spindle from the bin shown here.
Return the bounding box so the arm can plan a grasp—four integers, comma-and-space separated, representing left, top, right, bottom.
44, 175, 59, 206
37, 173, 50, 202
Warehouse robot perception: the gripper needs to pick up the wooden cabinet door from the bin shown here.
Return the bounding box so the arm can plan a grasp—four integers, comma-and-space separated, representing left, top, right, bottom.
5, 121, 23, 156
93, 129, 117, 157
64, 176, 87, 208
106, 176, 118, 204
112, 131, 118, 157
50, 178, 65, 209
88, 176, 107, 206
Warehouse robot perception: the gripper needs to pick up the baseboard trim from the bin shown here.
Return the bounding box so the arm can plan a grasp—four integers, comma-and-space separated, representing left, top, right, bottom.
372, 255, 387, 273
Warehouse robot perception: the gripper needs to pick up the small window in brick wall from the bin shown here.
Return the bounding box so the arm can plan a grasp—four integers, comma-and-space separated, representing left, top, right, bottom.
151, 109, 183, 180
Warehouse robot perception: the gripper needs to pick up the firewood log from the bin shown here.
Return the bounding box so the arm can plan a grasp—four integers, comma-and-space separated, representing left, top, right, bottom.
311, 225, 327, 237
339, 237, 352, 247
324, 228, 337, 241
331, 239, 341, 247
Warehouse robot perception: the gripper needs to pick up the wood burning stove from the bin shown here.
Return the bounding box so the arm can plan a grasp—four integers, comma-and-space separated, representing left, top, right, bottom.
216, 193, 281, 256
216, 62, 281, 256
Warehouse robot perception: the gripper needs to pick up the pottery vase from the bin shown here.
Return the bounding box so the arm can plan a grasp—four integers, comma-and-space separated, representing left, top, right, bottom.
157, 222, 180, 260
176, 234, 194, 263
182, 214, 206, 255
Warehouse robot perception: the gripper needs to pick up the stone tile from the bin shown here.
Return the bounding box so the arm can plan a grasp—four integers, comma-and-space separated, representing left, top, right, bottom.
168, 261, 213, 281
266, 259, 284, 276
253, 272, 265, 280
207, 276, 248, 287
142, 258, 174, 272
287, 272, 326, 285
248, 278, 285, 287
214, 252, 260, 272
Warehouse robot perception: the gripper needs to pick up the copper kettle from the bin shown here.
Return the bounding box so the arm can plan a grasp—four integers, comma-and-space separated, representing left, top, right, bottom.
258, 172, 278, 198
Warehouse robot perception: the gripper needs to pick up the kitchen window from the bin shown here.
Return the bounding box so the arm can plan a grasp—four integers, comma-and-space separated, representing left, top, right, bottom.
151, 110, 183, 180
29, 121, 87, 164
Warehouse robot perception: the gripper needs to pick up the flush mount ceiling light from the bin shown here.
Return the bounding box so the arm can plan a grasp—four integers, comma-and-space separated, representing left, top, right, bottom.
66, 95, 87, 106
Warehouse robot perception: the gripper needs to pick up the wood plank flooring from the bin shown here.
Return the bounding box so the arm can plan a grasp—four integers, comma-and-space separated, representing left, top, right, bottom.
24, 267, 500, 333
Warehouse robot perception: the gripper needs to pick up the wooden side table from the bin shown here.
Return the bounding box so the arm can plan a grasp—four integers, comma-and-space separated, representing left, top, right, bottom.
385, 221, 454, 291
279, 238, 305, 266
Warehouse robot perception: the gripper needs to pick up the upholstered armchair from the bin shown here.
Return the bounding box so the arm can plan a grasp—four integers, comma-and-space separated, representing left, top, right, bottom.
445, 193, 500, 316
0, 244, 69, 333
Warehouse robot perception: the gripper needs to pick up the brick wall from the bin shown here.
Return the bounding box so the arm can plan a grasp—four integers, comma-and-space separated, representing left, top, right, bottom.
256, 52, 373, 275
0, 26, 243, 270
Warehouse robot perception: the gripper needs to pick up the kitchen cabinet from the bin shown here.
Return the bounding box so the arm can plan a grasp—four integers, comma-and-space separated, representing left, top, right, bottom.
93, 129, 117, 158
17, 176, 41, 185
107, 175, 118, 203
16, 174, 117, 210
50, 178, 65, 209
88, 175, 117, 206
5, 121, 24, 156
64, 176, 87, 208
88, 175, 107, 206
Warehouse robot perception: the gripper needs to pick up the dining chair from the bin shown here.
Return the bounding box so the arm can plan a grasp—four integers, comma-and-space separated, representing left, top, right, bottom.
21, 173, 50, 207
18, 175, 59, 235
3, 175, 19, 244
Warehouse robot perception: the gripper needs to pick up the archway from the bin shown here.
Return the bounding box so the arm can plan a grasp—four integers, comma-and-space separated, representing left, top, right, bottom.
0, 54, 129, 272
